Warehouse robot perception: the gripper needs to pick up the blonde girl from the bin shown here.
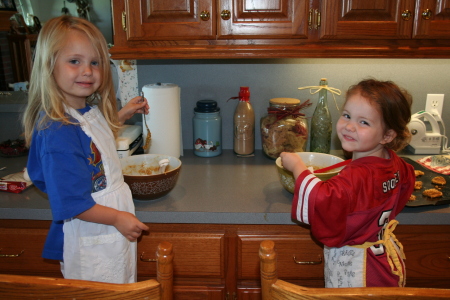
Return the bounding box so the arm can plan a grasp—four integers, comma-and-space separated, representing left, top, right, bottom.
23, 15, 149, 283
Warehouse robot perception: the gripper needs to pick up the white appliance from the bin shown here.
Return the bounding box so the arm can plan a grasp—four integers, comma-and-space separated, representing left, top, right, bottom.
407, 110, 444, 154
116, 125, 143, 158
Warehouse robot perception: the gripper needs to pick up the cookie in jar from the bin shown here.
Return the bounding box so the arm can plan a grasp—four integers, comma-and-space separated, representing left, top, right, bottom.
260, 98, 311, 159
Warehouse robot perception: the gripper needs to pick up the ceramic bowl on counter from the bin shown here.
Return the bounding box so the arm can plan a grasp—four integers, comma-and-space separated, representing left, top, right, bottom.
120, 154, 182, 200
275, 152, 345, 193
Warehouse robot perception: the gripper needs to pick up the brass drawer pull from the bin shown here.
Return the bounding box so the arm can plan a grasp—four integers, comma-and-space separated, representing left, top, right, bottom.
140, 252, 156, 262
402, 10, 412, 21
221, 10, 231, 20
200, 10, 210, 21
122, 11, 127, 31
293, 254, 322, 265
0, 249, 24, 258
422, 9, 432, 20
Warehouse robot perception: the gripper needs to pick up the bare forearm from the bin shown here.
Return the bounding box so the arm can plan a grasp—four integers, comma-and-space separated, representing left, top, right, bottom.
76, 204, 118, 225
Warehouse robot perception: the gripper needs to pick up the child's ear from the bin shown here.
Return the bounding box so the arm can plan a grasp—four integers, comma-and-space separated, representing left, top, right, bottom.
381, 129, 397, 144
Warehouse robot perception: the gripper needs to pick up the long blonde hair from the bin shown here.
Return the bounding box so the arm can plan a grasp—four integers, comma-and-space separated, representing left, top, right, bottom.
23, 15, 119, 147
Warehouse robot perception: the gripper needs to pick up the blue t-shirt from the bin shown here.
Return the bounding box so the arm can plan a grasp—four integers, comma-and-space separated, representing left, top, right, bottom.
27, 106, 106, 260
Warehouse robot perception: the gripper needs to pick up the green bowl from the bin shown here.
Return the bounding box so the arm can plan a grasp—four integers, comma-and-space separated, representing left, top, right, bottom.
275, 152, 345, 193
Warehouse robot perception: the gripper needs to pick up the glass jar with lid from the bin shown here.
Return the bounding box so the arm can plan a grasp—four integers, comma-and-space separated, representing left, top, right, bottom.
260, 98, 309, 159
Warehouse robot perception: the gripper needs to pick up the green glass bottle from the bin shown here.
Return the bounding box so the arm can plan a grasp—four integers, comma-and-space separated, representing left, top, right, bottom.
310, 78, 332, 153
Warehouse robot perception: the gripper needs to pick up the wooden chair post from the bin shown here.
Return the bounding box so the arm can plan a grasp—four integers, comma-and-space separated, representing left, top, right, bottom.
260, 240, 277, 300
157, 241, 173, 300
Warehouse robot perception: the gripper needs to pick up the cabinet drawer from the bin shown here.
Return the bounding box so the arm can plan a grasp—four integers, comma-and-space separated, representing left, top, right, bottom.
397, 226, 450, 282
0, 227, 61, 277
238, 234, 324, 280
138, 232, 225, 278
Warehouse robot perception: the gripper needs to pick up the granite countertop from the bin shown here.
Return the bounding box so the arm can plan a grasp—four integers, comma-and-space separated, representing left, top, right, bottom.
1, 150, 449, 225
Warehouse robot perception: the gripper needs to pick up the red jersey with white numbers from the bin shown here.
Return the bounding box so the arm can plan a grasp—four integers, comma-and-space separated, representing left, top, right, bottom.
291, 149, 415, 287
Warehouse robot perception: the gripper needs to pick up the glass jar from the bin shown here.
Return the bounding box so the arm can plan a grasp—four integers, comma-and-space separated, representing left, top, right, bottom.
260, 98, 308, 159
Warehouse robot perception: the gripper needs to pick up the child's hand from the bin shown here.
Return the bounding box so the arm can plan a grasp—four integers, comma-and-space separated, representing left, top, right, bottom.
114, 211, 149, 242
280, 152, 308, 180
118, 96, 149, 124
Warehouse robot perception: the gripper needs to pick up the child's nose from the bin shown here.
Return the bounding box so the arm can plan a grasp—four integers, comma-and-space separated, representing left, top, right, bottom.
345, 122, 355, 131
82, 64, 92, 76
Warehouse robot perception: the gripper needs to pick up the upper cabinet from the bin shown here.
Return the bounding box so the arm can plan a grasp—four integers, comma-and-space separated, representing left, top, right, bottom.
320, 0, 450, 39
124, 0, 309, 40
110, 0, 450, 59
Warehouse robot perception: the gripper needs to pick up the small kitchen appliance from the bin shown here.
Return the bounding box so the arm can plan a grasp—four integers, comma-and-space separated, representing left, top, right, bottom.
116, 125, 143, 158
407, 110, 444, 154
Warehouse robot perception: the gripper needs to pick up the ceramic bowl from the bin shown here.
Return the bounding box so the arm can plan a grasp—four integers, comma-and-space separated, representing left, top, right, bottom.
120, 154, 182, 200
275, 152, 345, 193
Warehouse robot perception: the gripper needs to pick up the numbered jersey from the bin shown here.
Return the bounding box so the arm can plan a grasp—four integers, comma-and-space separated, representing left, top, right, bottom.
291, 149, 415, 287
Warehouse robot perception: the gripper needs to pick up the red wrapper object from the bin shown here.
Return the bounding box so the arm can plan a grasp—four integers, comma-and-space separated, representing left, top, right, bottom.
0, 181, 28, 193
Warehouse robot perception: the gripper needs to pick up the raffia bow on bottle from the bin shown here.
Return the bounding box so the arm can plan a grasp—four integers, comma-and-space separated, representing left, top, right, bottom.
298, 84, 342, 111
266, 99, 312, 126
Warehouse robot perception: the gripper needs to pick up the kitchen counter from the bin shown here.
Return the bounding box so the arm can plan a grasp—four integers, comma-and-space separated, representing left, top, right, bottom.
1, 150, 449, 225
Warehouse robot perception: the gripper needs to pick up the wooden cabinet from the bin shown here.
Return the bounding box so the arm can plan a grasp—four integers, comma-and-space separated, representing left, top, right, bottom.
0, 220, 61, 278
320, 0, 450, 39
119, 0, 309, 41
0, 220, 449, 299
110, 0, 450, 59
137, 224, 227, 299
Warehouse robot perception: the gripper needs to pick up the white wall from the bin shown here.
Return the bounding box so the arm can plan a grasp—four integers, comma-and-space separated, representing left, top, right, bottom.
31, 0, 112, 44
136, 58, 450, 152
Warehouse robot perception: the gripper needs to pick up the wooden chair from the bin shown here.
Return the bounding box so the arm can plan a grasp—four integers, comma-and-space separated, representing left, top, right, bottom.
0, 241, 173, 300
259, 240, 450, 300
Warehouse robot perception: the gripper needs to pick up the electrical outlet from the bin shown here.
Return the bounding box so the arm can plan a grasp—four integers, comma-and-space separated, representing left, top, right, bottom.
425, 94, 444, 117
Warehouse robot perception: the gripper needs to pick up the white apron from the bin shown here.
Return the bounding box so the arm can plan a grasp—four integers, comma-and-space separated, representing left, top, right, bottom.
61, 106, 137, 283
324, 220, 406, 288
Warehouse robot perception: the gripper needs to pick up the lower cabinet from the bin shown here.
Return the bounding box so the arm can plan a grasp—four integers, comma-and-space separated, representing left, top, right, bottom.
0, 220, 449, 299
0, 220, 62, 278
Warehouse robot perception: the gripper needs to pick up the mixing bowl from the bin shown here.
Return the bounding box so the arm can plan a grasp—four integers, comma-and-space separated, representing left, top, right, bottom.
120, 154, 182, 200
275, 152, 345, 193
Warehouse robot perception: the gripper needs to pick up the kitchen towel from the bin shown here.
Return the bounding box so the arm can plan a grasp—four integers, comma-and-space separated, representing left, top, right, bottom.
142, 83, 183, 158
110, 59, 139, 108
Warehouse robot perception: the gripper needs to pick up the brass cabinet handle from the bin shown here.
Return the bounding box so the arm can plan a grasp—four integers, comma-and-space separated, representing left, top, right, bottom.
308, 8, 313, 29
221, 10, 231, 20
0, 248, 24, 258
316, 9, 321, 28
422, 9, 432, 20
121, 11, 127, 31
139, 252, 156, 262
200, 10, 210, 21
402, 10, 412, 21
293, 254, 322, 265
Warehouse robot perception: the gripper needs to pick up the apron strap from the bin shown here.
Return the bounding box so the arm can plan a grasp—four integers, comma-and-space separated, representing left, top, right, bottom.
351, 220, 406, 287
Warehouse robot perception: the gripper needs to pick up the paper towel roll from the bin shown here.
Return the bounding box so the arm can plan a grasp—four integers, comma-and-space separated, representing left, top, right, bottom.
142, 83, 183, 158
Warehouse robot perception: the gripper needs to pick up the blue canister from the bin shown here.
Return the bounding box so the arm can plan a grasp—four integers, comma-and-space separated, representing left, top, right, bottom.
193, 100, 222, 157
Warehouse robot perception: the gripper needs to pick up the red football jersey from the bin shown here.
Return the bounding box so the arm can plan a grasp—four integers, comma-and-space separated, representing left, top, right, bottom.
291, 149, 415, 287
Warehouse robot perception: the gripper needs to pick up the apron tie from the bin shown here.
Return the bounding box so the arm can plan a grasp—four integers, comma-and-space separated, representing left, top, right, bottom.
351, 220, 406, 287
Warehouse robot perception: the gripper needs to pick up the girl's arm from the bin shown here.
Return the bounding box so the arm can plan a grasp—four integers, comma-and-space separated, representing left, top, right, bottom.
280, 152, 308, 179
76, 204, 149, 241
118, 96, 149, 124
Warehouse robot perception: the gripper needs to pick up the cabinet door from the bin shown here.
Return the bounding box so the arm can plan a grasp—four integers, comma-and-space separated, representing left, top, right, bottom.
218, 0, 310, 39
413, 0, 450, 38
125, 0, 215, 40
397, 225, 450, 288
238, 234, 324, 285
0, 225, 61, 278
320, 0, 416, 39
